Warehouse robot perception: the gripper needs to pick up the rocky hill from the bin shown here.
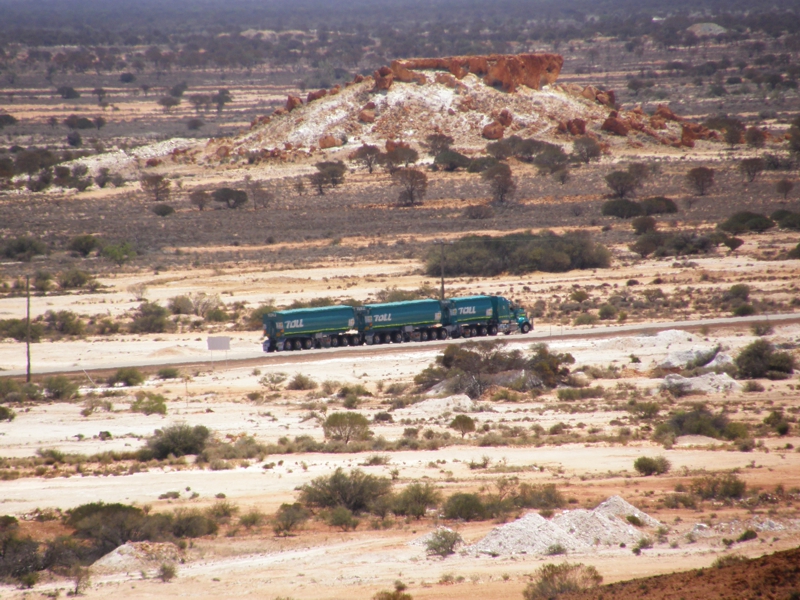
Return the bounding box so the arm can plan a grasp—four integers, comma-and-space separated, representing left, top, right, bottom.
191, 52, 722, 166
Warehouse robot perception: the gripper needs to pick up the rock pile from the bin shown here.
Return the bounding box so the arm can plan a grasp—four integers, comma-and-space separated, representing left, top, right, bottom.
92, 541, 181, 574
469, 496, 659, 556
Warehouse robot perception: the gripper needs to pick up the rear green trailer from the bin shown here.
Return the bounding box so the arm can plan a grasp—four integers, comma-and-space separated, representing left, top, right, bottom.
262, 305, 360, 351
363, 299, 450, 344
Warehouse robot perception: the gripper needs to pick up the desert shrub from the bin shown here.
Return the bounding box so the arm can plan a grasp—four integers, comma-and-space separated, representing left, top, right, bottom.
467, 156, 498, 173
737, 529, 757, 542
68, 234, 100, 257
130, 392, 167, 415
393, 482, 441, 519
272, 503, 309, 536
158, 562, 177, 582
145, 424, 210, 459
0, 406, 16, 421
719, 211, 775, 234
602, 199, 643, 219
732, 304, 757, 317
287, 374, 317, 390
712, 554, 746, 568
656, 405, 747, 441
448, 414, 476, 438
152, 204, 175, 217
299, 468, 391, 513
631, 216, 657, 235
44, 375, 79, 400
328, 506, 359, 531
633, 456, 671, 476
100, 241, 137, 265
425, 529, 462, 557
661, 493, 697, 509
464, 204, 495, 219
108, 367, 144, 387
206, 500, 239, 523
743, 380, 765, 393
322, 412, 372, 444
735, 339, 795, 379
513, 484, 566, 510
171, 508, 218, 538
0, 319, 44, 343
434, 150, 470, 171
129, 302, 171, 334
44, 310, 85, 336
2, 236, 47, 261
157, 367, 180, 380
443, 493, 486, 521
557, 386, 603, 401
691, 473, 746, 500
573, 313, 598, 326
522, 563, 603, 600
605, 171, 640, 199
598, 303, 618, 319
686, 166, 715, 195
641, 196, 678, 215
425, 231, 609, 277
58, 268, 93, 290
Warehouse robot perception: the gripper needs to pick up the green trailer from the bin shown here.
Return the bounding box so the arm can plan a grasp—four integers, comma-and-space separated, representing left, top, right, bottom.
262, 305, 360, 351
447, 295, 532, 337
363, 299, 450, 344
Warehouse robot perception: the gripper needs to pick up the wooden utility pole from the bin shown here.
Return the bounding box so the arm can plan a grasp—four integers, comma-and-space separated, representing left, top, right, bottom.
434, 240, 452, 301
26, 275, 31, 383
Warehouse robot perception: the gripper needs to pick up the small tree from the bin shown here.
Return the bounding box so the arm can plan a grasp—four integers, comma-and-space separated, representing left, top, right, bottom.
353, 144, 381, 174
157, 563, 177, 583
523, 563, 602, 600
67, 131, 82, 147
92, 87, 106, 103
382, 147, 418, 172
189, 190, 210, 211
69, 565, 91, 595
605, 171, 639, 198
322, 412, 372, 444
243, 175, 273, 210
392, 168, 428, 206
687, 166, 715, 195
425, 133, 454, 155
633, 456, 671, 476
740, 158, 765, 182
776, 178, 794, 199
745, 126, 767, 148
211, 88, 233, 113
311, 161, 347, 194
572, 136, 601, 163
449, 414, 476, 438
631, 216, 657, 235
212, 187, 248, 209
158, 96, 180, 113
141, 174, 170, 202
483, 163, 517, 203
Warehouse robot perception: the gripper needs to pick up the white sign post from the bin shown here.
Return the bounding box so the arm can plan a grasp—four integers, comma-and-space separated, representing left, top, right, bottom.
207, 336, 231, 370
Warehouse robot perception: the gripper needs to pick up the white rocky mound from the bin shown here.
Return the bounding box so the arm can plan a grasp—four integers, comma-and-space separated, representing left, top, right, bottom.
469, 496, 659, 556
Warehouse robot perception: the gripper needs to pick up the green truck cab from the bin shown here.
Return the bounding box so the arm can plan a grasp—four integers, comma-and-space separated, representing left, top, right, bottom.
446, 295, 532, 337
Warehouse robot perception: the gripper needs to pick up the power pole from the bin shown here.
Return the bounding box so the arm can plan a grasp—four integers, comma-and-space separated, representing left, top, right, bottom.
433, 240, 452, 301
26, 275, 31, 383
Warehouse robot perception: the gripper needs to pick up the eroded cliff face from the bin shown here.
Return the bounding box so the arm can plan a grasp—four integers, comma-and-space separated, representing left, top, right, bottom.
391, 53, 564, 92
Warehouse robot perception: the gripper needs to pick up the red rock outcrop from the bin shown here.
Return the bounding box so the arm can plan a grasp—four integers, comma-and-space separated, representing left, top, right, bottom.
319, 135, 340, 149
496, 109, 513, 127
601, 116, 629, 136
394, 53, 563, 92
286, 95, 302, 112
358, 109, 375, 123
482, 121, 505, 140
655, 105, 682, 122
307, 89, 327, 103
558, 118, 586, 135
373, 66, 394, 91
390, 61, 427, 85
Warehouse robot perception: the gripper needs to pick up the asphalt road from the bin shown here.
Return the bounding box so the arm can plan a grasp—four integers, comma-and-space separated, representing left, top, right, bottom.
10, 311, 799, 382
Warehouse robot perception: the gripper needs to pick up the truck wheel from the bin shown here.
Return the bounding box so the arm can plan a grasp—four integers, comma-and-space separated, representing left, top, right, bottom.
521, 323, 531, 334
438, 329, 448, 340
292, 339, 302, 351
470, 327, 478, 337
330, 336, 339, 347
303, 339, 313, 350
488, 324, 498, 336
478, 326, 488, 336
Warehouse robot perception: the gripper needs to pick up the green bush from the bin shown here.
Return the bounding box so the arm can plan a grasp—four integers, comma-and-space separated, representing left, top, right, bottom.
131, 392, 167, 415
631, 216, 657, 235
573, 313, 598, 326
0, 406, 16, 421
633, 456, 671, 476
449, 414, 476, 437
691, 473, 746, 500
100, 242, 137, 265
557, 386, 604, 401
322, 412, 372, 444
129, 302, 171, 334
0, 319, 44, 343
425, 231, 610, 277
522, 563, 603, 600
598, 303, 618, 319
641, 196, 678, 215
2, 236, 47, 261
735, 339, 795, 379
44, 310, 85, 336
108, 367, 145, 387
157, 367, 180, 380
515, 484, 566, 509
425, 529, 462, 557
434, 150, 470, 171
719, 211, 775, 234
737, 529, 757, 542
68, 235, 100, 257
44, 376, 79, 400
299, 468, 391, 513
272, 503, 309, 536
393, 482, 441, 519
732, 304, 756, 317
152, 204, 175, 217
157, 562, 177, 582
58, 269, 93, 290
602, 199, 643, 219
328, 506, 359, 531
443, 493, 486, 521
145, 424, 210, 459
287, 374, 317, 390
